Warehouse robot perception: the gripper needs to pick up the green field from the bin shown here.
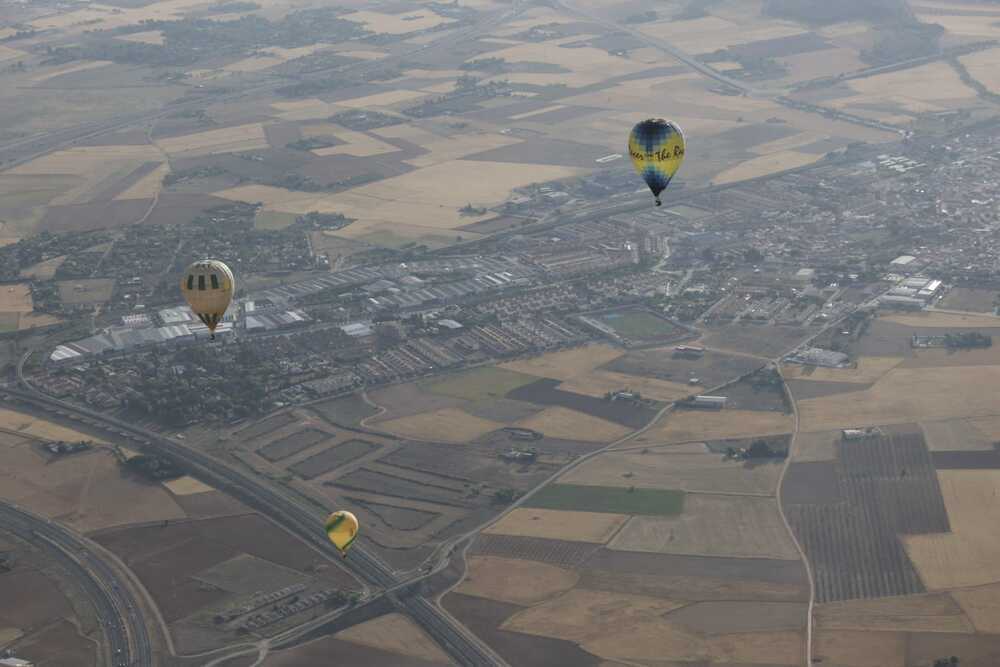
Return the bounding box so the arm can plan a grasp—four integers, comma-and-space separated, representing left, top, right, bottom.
420, 366, 538, 402
598, 310, 680, 340
0, 312, 18, 333
525, 484, 684, 516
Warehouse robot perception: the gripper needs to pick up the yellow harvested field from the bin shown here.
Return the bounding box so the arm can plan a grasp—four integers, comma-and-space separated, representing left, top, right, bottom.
221, 161, 584, 232
456, 556, 579, 605
712, 151, 822, 185
815, 593, 974, 633
500, 344, 623, 381
270, 98, 335, 121
309, 128, 399, 158
637, 15, 804, 54
378, 407, 502, 443
847, 62, 978, 112
562, 445, 781, 495
341, 9, 456, 35
915, 12, 1000, 39
921, 418, 997, 452
223, 44, 333, 73
485, 508, 629, 543
403, 132, 521, 168
156, 123, 269, 157
953, 583, 1000, 633
0, 283, 35, 313
0, 408, 106, 444
636, 410, 793, 445
509, 104, 567, 121
17, 313, 62, 330
31, 0, 210, 33
883, 311, 1000, 327
503, 589, 686, 644
162, 476, 214, 496
116, 30, 164, 45
115, 163, 169, 201
965, 415, 1000, 441
813, 630, 906, 667
905, 470, 1000, 589
335, 49, 387, 60
336, 612, 451, 663
750, 131, 830, 156
333, 89, 427, 109
515, 407, 631, 443
797, 365, 1000, 431
783, 356, 904, 384
609, 494, 799, 560
559, 371, 694, 403
0, 437, 185, 533
470, 35, 644, 87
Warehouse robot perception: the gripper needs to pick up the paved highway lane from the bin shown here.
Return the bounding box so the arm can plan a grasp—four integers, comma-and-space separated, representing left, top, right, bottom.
0, 502, 151, 667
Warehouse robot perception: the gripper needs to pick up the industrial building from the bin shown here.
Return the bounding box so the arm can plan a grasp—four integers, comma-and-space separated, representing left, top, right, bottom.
690, 395, 727, 409
784, 347, 851, 368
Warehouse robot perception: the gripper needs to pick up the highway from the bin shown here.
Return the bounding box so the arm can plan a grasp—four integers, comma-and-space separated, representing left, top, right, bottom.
0, 501, 150, 667
5, 368, 507, 666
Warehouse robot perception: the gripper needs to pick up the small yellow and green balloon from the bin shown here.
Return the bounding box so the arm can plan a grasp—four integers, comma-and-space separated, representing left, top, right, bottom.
325, 510, 359, 558
628, 118, 685, 206
180, 259, 235, 339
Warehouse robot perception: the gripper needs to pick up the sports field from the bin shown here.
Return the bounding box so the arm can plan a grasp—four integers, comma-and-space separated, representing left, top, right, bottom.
525, 484, 683, 516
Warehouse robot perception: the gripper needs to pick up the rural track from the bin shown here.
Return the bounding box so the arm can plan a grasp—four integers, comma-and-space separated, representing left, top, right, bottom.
0, 500, 151, 667
6, 362, 509, 667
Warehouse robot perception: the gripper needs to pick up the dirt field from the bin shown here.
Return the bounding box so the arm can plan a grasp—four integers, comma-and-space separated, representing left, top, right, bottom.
156, 123, 269, 157
883, 311, 1000, 328
335, 613, 452, 664
667, 600, 807, 634
0, 440, 186, 532
342, 9, 456, 34
797, 364, 1000, 431
812, 629, 906, 667
560, 444, 782, 495
0, 283, 34, 313
842, 62, 977, 114
163, 476, 214, 496
578, 567, 807, 603
402, 132, 521, 169
257, 428, 331, 462
268, 637, 449, 667
793, 429, 841, 462
308, 126, 401, 158
115, 162, 169, 200
904, 469, 1000, 589
471, 534, 600, 568
56, 278, 115, 305
937, 287, 999, 313
635, 409, 793, 445
953, 582, 1000, 634
420, 366, 539, 402
514, 407, 631, 443
0, 408, 107, 444
502, 588, 686, 644
378, 407, 503, 443
193, 553, 305, 594
604, 347, 763, 389
19, 255, 66, 280
712, 150, 822, 184
921, 418, 997, 451
609, 493, 799, 560
815, 593, 974, 633
485, 508, 629, 543
702, 324, 809, 358
500, 344, 624, 380
456, 556, 579, 605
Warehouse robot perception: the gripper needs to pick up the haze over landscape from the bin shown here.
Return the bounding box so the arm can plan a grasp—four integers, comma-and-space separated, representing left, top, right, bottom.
2, 0, 1000, 665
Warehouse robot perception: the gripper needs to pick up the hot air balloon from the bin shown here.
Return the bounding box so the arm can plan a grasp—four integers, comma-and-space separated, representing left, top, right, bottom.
628, 118, 685, 206
325, 510, 359, 558
180, 259, 234, 340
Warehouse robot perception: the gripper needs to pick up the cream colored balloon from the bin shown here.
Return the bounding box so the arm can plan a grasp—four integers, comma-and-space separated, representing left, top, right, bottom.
180, 259, 234, 338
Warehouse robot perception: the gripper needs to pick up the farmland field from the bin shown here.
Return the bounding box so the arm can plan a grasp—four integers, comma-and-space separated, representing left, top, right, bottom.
334, 613, 452, 664
524, 484, 683, 516
456, 556, 579, 605
815, 593, 974, 633
471, 534, 600, 568
609, 494, 799, 560
484, 508, 629, 543
635, 409, 793, 444
937, 287, 998, 313
514, 406, 632, 442
378, 407, 504, 443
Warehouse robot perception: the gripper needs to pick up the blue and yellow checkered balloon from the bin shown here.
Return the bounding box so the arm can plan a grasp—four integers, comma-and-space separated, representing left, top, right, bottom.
628, 119, 685, 206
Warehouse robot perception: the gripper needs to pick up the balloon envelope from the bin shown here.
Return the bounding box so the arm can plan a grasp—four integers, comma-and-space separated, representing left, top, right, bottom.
325, 510, 359, 555
180, 259, 234, 334
628, 118, 685, 205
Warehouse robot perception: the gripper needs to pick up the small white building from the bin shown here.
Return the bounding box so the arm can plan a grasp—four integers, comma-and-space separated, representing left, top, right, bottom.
692, 395, 727, 409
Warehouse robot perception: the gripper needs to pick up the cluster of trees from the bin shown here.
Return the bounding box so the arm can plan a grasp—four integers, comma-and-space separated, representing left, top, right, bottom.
943, 332, 992, 349
124, 455, 183, 481
461, 57, 507, 72
0, 230, 112, 280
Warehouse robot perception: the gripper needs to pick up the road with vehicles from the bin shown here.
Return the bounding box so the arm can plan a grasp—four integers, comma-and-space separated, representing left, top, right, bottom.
6, 361, 507, 667
0, 2, 526, 173
0, 501, 150, 667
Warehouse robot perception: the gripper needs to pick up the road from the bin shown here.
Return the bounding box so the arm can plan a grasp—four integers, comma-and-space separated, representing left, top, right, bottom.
0, 501, 150, 667
0, 2, 525, 173
6, 362, 507, 667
